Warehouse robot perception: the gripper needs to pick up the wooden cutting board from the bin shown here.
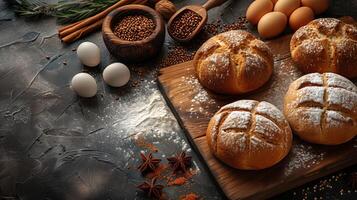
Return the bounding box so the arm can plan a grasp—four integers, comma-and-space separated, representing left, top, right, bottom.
157, 34, 357, 200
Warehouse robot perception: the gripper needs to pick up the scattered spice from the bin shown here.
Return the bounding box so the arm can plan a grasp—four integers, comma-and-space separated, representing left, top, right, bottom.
168, 176, 187, 186
167, 151, 192, 173
146, 164, 169, 179
169, 9, 202, 39
135, 135, 159, 152
137, 152, 161, 174
159, 46, 195, 67
223, 16, 248, 32
114, 15, 155, 41
137, 177, 164, 199
180, 193, 199, 200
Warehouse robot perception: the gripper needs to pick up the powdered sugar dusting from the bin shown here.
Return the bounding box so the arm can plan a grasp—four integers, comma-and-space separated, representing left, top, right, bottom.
327, 87, 357, 110
300, 40, 325, 56
250, 135, 275, 149
326, 110, 353, 128
285, 143, 325, 176
221, 30, 248, 48
254, 115, 281, 142
315, 18, 340, 30
297, 87, 325, 105
297, 107, 323, 126
256, 101, 285, 123
300, 73, 323, 86
244, 53, 266, 75
205, 52, 231, 80
293, 26, 317, 41
220, 131, 248, 153
325, 73, 357, 92
179, 74, 219, 118
220, 99, 256, 111
221, 111, 251, 130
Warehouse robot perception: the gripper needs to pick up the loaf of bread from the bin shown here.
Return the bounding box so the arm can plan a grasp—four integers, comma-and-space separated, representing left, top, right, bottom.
207, 100, 292, 170
194, 30, 274, 95
290, 18, 357, 78
284, 73, 357, 145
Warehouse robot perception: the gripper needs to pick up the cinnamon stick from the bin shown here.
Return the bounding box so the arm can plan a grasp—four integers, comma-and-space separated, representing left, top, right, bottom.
61, 19, 103, 43
58, 19, 84, 33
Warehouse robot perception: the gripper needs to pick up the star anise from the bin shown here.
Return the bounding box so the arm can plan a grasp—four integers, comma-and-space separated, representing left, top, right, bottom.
137, 152, 161, 173
167, 151, 192, 173
350, 172, 357, 189
137, 177, 164, 199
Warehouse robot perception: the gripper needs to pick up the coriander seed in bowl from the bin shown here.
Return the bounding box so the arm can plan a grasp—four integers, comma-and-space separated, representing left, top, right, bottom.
113, 15, 156, 41
102, 5, 165, 62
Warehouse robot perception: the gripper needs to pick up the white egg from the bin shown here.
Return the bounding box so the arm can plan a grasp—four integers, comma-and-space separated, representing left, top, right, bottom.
103, 63, 130, 87
71, 73, 97, 97
77, 42, 101, 67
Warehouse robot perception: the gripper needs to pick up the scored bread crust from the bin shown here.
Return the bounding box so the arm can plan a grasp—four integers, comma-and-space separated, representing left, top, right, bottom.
206, 100, 292, 170
290, 18, 357, 78
284, 73, 357, 145
194, 30, 273, 95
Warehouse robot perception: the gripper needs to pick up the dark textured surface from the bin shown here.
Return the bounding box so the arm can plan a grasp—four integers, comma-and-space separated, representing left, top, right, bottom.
0, 0, 356, 200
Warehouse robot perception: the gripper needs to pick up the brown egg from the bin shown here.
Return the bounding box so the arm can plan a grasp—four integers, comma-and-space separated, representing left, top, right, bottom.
289, 7, 315, 31
258, 12, 288, 38
246, 0, 274, 25
274, 0, 300, 17
301, 0, 329, 14
271, 0, 279, 4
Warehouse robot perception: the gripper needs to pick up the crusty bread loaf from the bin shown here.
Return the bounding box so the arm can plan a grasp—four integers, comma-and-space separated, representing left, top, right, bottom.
207, 100, 292, 170
194, 30, 273, 95
290, 18, 357, 78
284, 73, 357, 145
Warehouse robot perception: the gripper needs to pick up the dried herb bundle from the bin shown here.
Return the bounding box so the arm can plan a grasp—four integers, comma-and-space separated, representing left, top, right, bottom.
6, 0, 119, 24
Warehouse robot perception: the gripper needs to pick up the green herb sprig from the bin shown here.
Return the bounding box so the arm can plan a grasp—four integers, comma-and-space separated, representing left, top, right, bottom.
6, 0, 119, 24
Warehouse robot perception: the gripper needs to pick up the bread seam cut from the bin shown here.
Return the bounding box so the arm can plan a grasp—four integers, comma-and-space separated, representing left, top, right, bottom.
320, 73, 328, 135
215, 112, 229, 153
247, 103, 258, 161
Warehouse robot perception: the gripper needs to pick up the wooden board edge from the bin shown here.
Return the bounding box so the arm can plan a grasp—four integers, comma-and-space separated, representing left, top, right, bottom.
156, 79, 229, 199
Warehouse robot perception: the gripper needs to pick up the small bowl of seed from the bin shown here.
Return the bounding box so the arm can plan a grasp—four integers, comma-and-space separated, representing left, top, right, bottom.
102, 5, 165, 62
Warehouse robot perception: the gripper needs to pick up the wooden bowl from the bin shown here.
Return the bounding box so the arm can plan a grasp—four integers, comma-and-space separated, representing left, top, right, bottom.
102, 5, 165, 62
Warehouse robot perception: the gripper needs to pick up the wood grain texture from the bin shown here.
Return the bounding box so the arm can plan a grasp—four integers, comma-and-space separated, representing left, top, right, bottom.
157, 35, 357, 200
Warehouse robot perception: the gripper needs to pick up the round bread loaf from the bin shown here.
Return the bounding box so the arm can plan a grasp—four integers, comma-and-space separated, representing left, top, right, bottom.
284, 73, 357, 145
290, 18, 357, 78
207, 100, 292, 170
194, 30, 273, 95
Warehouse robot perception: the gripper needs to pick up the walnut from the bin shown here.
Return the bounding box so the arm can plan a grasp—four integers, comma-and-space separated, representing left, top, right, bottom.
155, 0, 177, 20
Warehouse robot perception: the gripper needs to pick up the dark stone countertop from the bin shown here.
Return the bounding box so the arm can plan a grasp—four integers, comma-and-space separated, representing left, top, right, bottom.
0, 0, 356, 199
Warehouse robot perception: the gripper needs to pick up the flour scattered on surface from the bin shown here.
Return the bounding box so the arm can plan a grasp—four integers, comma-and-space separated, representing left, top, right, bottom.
180, 75, 219, 119
285, 143, 325, 176
111, 89, 190, 152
